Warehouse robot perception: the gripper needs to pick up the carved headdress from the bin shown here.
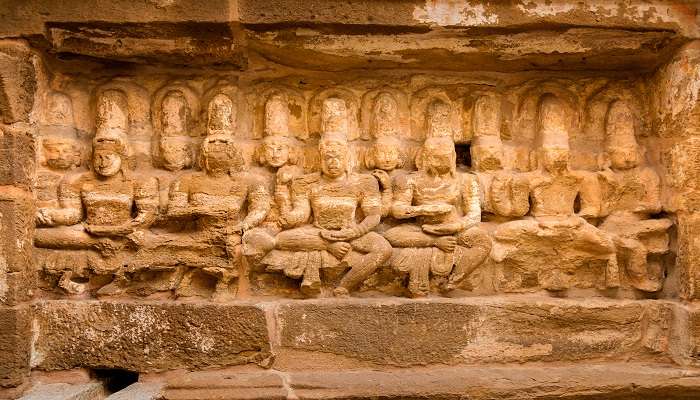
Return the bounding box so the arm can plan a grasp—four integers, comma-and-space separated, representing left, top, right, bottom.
207, 93, 235, 136
537, 94, 570, 150
371, 92, 400, 138
426, 99, 452, 138
94, 89, 129, 158
604, 100, 637, 151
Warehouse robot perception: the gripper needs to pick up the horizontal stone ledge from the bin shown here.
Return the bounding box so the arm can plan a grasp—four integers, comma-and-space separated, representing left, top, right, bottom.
162, 363, 700, 400
32, 300, 272, 372
31, 296, 683, 372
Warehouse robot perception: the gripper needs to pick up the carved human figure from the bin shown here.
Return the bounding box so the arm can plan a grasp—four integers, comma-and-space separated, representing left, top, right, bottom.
365, 135, 406, 219
34, 97, 158, 281
470, 95, 529, 218
383, 136, 491, 297
366, 93, 407, 220
492, 95, 619, 290
597, 100, 672, 292
153, 90, 194, 211
167, 133, 270, 298
247, 98, 392, 296
255, 94, 304, 232
36, 92, 83, 210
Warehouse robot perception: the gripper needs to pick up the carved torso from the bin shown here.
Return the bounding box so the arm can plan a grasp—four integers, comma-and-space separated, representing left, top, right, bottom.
529, 173, 582, 218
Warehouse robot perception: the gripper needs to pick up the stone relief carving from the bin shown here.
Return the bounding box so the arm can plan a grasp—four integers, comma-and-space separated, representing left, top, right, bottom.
32, 78, 676, 300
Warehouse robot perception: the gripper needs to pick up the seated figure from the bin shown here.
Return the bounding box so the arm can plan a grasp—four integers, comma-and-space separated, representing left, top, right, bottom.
598, 100, 672, 292
254, 94, 304, 233
384, 137, 491, 297
470, 95, 529, 219
160, 133, 270, 298
246, 98, 392, 297
492, 96, 619, 291
34, 128, 158, 278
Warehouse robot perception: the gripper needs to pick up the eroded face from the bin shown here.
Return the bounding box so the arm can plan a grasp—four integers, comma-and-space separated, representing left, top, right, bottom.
471, 143, 503, 172
160, 138, 192, 171
263, 137, 290, 168
321, 139, 348, 179
373, 143, 400, 171
43, 138, 80, 170
608, 146, 639, 170
542, 147, 569, 174
203, 138, 235, 174
93, 149, 122, 177
424, 143, 455, 175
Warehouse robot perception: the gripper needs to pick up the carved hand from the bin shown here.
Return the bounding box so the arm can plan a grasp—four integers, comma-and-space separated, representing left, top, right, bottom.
422, 222, 462, 235
320, 227, 361, 242
36, 208, 54, 226
414, 203, 453, 217
434, 235, 457, 252
371, 170, 392, 189
84, 222, 135, 237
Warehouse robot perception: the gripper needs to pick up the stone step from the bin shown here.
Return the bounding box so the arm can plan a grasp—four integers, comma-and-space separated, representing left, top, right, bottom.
18, 383, 107, 400
162, 363, 700, 400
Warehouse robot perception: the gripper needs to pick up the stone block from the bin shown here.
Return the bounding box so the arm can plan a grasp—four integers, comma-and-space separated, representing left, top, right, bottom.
0, 40, 36, 124
161, 363, 700, 400
275, 297, 668, 367
105, 382, 163, 400
19, 383, 107, 400
165, 371, 286, 400
0, 126, 36, 189
32, 301, 271, 372
0, 305, 31, 388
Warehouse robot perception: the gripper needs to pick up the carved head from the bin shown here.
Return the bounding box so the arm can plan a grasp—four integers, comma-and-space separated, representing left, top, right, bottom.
319, 132, 349, 179
207, 94, 235, 136
541, 146, 570, 174
200, 133, 243, 175
42, 136, 81, 170
159, 136, 193, 171
92, 134, 128, 177
365, 136, 404, 171
605, 100, 639, 171
471, 135, 504, 172
258, 135, 298, 168
161, 90, 188, 136
421, 136, 456, 176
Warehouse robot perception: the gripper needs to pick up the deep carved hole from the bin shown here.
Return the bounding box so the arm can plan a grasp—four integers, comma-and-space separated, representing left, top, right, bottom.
91, 368, 139, 394
455, 143, 471, 169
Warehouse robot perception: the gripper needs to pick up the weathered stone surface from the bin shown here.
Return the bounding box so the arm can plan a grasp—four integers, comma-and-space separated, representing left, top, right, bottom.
32, 301, 271, 372
161, 363, 700, 400
19, 383, 107, 400
0, 40, 37, 124
165, 371, 286, 400
105, 383, 164, 400
275, 297, 672, 367
0, 125, 36, 189
0, 187, 35, 307
0, 305, 31, 388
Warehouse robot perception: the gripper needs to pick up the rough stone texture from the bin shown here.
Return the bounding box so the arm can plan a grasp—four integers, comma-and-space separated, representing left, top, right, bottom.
274, 297, 673, 367
19, 383, 107, 400
105, 383, 164, 400
0, 40, 37, 124
0, 305, 31, 388
162, 363, 700, 400
32, 301, 271, 372
1, 0, 700, 398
